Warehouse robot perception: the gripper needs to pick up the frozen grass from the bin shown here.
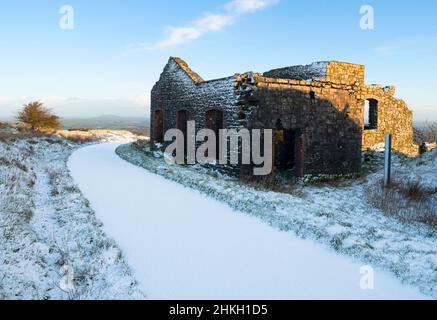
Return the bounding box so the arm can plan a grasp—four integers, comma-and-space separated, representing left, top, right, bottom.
0, 133, 145, 300
56, 129, 147, 143
367, 180, 437, 228
68, 143, 426, 299
116, 143, 437, 299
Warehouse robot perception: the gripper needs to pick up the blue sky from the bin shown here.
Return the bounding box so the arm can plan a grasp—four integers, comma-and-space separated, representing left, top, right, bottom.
0, 0, 436, 121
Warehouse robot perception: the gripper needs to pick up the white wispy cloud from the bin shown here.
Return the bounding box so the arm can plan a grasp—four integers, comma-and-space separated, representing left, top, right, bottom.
149, 13, 235, 50
139, 0, 278, 51
226, 0, 278, 13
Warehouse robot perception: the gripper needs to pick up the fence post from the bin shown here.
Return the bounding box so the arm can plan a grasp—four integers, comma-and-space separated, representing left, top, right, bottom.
384, 134, 392, 187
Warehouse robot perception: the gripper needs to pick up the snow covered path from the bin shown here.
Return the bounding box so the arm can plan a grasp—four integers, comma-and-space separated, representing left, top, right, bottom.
68, 143, 427, 300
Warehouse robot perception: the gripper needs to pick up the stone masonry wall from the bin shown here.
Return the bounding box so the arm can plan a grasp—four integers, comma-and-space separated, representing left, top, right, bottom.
323, 61, 365, 87
151, 58, 416, 176
361, 85, 415, 154
236, 65, 364, 175
151, 58, 238, 143
151, 58, 241, 173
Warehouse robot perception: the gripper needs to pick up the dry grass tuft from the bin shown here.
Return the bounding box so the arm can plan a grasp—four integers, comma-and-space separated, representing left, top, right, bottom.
366, 179, 437, 228
132, 139, 149, 151
61, 133, 95, 143
239, 171, 307, 197
0, 126, 52, 141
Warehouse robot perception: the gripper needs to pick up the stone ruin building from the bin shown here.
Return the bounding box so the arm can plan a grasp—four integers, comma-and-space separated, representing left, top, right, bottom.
150, 57, 415, 177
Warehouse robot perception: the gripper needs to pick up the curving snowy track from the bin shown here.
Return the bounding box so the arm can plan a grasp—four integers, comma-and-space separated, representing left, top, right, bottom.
68, 142, 427, 300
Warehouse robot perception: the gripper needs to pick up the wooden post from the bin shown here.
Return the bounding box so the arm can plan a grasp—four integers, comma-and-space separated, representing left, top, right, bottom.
384, 134, 392, 187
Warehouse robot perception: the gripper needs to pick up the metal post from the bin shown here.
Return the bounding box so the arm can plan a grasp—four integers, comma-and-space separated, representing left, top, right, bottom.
384, 134, 392, 187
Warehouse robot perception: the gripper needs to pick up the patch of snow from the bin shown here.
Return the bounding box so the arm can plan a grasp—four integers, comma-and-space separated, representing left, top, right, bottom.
68, 142, 429, 299
394, 148, 437, 188
114, 143, 437, 299
0, 135, 144, 300
370, 143, 386, 153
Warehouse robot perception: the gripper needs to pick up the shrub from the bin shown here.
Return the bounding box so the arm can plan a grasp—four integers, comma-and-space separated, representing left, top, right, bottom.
0, 157, 11, 166
23, 209, 34, 222
0, 157, 27, 172
17, 101, 61, 131
0, 129, 47, 141
401, 181, 428, 202
239, 171, 307, 197
132, 139, 149, 151
366, 179, 437, 228
63, 133, 95, 143
27, 179, 36, 188
240, 173, 275, 189
55, 130, 99, 143
15, 162, 28, 173
414, 122, 437, 144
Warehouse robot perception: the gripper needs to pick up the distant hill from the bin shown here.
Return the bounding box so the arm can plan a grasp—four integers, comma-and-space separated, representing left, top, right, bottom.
62, 115, 150, 135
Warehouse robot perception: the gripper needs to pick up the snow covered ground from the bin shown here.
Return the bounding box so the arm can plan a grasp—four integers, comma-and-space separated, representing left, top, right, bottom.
68, 142, 430, 300
116, 143, 437, 299
0, 133, 145, 300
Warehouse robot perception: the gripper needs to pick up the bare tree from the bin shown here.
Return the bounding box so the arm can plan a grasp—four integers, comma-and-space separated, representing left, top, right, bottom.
17, 101, 61, 131
423, 122, 437, 143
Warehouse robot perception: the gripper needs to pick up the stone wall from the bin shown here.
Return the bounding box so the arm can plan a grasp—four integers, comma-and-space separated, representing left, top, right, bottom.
151, 58, 238, 141
150, 58, 416, 176
361, 84, 416, 154
322, 61, 365, 86
151, 58, 242, 173
236, 69, 364, 175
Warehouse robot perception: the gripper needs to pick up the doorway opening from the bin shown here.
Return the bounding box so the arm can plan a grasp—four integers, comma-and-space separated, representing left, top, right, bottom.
177, 109, 190, 160
154, 110, 164, 144
364, 99, 378, 130
205, 109, 224, 159
275, 129, 296, 171
274, 121, 305, 178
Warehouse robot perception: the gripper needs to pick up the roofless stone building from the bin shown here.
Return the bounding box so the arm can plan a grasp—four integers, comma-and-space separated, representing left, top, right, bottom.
150, 57, 415, 177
